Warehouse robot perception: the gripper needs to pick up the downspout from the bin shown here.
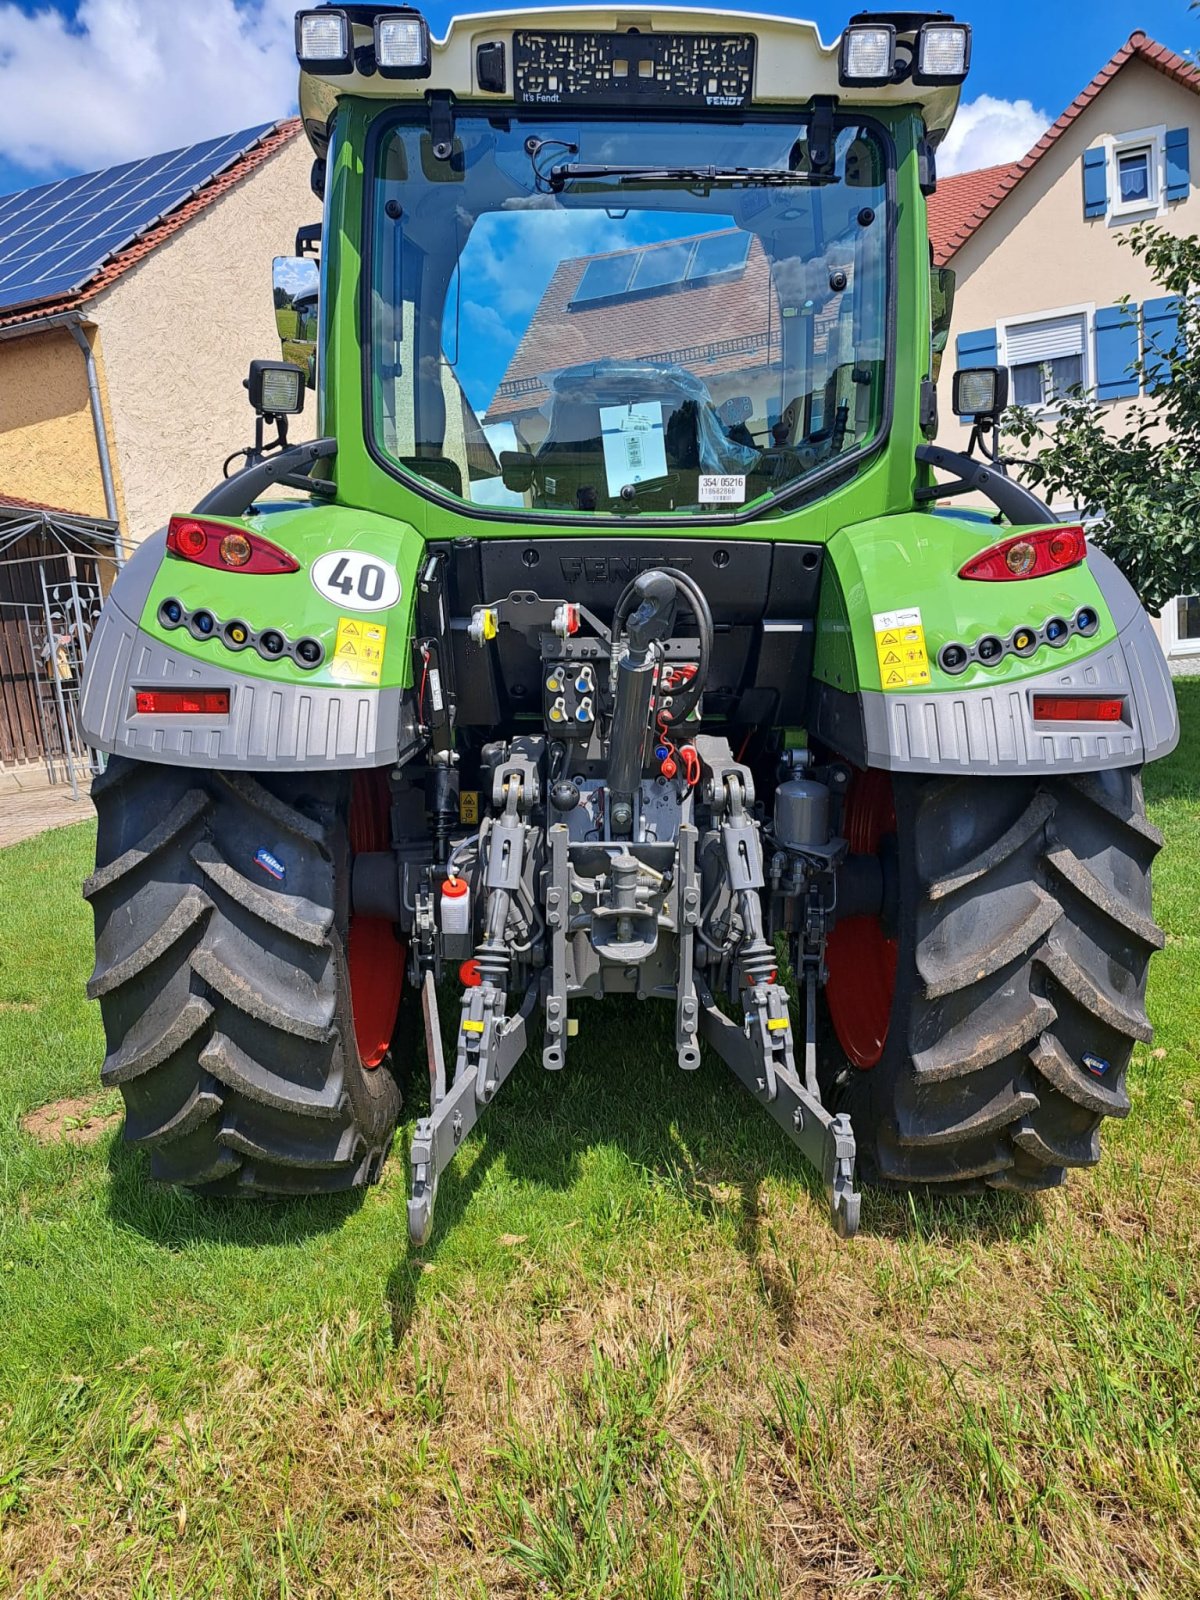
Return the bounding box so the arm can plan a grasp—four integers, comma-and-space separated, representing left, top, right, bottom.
68, 316, 125, 561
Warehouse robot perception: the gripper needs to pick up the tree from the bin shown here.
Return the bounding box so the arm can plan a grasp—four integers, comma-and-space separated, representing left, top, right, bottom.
1004, 225, 1200, 614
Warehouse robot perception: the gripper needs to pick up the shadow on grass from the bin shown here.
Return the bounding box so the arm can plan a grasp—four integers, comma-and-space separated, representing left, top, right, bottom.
1144, 677, 1200, 803
382, 993, 1045, 1336
105, 1136, 365, 1247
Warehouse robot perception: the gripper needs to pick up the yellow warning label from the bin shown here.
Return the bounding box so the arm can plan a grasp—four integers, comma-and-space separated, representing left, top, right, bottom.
460, 789, 480, 825
767, 1017, 790, 1032
461, 1019, 485, 1034
332, 616, 387, 685
873, 611, 930, 690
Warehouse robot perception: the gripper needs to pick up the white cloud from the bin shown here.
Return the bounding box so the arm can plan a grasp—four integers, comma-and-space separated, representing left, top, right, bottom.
939, 94, 1050, 176
0, 0, 298, 178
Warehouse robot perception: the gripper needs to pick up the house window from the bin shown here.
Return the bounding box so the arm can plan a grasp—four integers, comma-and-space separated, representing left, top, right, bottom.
1117, 147, 1152, 206
1109, 126, 1166, 219
1001, 310, 1089, 412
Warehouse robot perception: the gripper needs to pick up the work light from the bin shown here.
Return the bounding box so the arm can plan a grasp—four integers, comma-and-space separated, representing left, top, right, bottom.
838, 23, 896, 87
375, 13, 431, 77
952, 366, 1008, 419
295, 9, 353, 74
246, 360, 307, 416
914, 22, 972, 86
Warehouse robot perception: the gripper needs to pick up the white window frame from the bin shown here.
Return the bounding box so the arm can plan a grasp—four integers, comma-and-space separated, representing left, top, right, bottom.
1161, 593, 1200, 657
1105, 125, 1169, 224
996, 303, 1095, 418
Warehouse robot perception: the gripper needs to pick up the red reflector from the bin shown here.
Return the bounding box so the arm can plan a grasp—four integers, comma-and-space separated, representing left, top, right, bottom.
166, 516, 299, 574
135, 689, 230, 716
959, 525, 1087, 582
1032, 695, 1124, 722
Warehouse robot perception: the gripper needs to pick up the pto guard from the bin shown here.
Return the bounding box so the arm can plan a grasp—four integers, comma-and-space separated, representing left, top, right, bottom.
80, 504, 423, 770
809, 512, 1179, 774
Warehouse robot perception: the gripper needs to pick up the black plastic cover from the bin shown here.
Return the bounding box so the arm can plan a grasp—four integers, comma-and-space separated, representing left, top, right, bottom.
512, 30, 756, 109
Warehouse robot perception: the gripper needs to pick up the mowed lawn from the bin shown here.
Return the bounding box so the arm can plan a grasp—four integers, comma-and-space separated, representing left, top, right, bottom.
2, 692, 1199, 1599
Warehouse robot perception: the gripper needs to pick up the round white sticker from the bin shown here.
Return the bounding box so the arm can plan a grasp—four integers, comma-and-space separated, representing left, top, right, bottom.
310, 550, 401, 613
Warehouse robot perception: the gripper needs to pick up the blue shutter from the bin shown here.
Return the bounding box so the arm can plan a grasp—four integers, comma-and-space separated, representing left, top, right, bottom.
1143, 295, 1181, 389
1166, 128, 1190, 203
1083, 147, 1108, 218
955, 328, 998, 368
1095, 304, 1140, 400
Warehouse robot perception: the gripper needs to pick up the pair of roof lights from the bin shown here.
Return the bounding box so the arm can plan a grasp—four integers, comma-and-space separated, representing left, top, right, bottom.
839, 17, 971, 88
296, 8, 430, 78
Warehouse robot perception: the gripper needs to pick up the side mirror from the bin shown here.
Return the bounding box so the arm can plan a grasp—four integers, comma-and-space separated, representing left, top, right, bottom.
930, 266, 956, 381
498, 451, 535, 493
953, 365, 1009, 421
273, 255, 320, 387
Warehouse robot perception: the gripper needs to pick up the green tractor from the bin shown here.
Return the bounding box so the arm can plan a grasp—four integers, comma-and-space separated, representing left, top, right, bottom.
80, 7, 1178, 1239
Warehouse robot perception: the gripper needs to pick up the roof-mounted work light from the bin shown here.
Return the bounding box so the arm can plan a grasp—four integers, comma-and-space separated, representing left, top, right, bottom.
375, 13, 431, 78
295, 9, 353, 74
914, 22, 971, 86
838, 22, 896, 87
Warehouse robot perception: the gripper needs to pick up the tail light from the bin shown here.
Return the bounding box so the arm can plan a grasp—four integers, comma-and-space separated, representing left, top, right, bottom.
135, 689, 230, 715
959, 525, 1087, 582
167, 517, 299, 575
1032, 695, 1125, 723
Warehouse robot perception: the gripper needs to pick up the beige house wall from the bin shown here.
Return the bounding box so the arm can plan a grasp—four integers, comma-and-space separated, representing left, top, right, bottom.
0, 325, 112, 516
95, 133, 315, 545
936, 57, 1200, 441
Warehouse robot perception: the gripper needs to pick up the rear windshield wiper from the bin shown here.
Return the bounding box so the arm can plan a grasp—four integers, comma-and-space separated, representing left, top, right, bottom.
548, 163, 836, 191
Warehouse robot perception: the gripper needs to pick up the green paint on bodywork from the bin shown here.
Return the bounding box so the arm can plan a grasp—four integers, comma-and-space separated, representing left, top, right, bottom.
140, 502, 424, 689
815, 511, 1117, 694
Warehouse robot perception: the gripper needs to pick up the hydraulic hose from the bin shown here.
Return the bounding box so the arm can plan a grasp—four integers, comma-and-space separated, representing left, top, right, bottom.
612, 566, 713, 727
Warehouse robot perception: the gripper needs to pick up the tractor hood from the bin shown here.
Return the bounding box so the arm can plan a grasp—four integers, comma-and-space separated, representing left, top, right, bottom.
297, 6, 966, 147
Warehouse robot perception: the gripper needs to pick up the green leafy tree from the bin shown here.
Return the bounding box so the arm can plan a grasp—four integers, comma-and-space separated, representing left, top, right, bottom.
1004, 224, 1200, 613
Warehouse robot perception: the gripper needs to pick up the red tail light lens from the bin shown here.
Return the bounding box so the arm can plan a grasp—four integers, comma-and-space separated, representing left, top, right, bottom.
135, 689, 230, 716
1032, 695, 1125, 723
959, 525, 1087, 582
167, 517, 299, 574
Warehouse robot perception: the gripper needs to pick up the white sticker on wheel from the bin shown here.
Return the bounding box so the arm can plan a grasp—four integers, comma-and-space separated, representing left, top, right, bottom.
310, 550, 401, 613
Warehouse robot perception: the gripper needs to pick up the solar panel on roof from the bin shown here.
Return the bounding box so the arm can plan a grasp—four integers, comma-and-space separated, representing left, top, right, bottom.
569, 229, 751, 310
0, 121, 276, 315
688, 230, 750, 282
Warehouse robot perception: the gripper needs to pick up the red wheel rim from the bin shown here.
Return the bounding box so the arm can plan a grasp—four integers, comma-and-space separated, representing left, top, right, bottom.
825, 768, 897, 1070
348, 771, 405, 1068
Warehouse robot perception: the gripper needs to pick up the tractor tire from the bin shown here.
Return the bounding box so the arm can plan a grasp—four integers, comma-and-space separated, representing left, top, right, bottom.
85, 757, 403, 1195
824, 766, 1162, 1192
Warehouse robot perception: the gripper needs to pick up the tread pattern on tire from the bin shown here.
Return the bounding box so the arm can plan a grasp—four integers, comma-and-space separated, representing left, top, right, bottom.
837, 768, 1161, 1192
86, 757, 400, 1194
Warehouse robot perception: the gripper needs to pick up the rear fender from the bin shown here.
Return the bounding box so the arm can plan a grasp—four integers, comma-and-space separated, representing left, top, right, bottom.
80, 502, 425, 771
809, 511, 1178, 773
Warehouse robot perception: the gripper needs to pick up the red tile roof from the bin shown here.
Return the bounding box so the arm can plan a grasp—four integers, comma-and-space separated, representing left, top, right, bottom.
0, 493, 79, 516
931, 32, 1200, 265
489, 233, 783, 420
0, 119, 303, 332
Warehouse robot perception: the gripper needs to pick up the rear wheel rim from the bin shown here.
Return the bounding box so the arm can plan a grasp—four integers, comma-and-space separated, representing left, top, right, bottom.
825, 767, 898, 1070
348, 771, 405, 1068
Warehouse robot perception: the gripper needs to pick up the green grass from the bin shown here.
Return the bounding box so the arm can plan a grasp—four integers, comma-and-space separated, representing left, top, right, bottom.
3, 690, 1200, 1597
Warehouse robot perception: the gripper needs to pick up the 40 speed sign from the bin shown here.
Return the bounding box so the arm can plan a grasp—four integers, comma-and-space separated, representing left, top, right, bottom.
310, 549, 401, 613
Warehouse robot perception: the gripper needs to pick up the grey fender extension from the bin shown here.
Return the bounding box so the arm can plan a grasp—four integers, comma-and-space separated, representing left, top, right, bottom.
810, 546, 1179, 775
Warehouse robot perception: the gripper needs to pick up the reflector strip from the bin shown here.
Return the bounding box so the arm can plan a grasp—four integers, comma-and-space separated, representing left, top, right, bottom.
1031, 695, 1125, 722
135, 689, 230, 716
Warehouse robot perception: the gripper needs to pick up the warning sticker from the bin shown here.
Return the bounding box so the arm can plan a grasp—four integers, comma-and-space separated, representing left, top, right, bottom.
331, 616, 387, 685
871, 606, 931, 690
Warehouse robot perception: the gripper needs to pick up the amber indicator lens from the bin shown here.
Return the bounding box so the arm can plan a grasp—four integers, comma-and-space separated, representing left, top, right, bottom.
135, 689, 230, 715
1032, 695, 1124, 722
220, 533, 253, 568
1005, 541, 1036, 575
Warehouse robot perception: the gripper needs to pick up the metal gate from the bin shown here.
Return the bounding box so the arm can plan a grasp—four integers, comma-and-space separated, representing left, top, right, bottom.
0, 502, 121, 794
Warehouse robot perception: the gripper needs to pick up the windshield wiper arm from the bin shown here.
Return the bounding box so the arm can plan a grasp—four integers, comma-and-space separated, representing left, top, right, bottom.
548, 163, 836, 191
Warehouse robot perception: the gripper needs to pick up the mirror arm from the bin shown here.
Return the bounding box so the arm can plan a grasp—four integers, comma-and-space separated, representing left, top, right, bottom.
195, 438, 338, 518
914, 444, 1054, 525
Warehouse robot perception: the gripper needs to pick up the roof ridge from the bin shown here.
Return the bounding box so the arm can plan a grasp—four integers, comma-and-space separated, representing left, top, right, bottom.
933, 31, 1200, 264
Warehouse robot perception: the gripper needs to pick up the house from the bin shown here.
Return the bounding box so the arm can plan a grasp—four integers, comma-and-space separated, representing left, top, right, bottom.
0, 119, 314, 768
928, 31, 1199, 659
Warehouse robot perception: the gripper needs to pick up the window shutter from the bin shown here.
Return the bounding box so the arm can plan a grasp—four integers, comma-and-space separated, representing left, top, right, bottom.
1095, 304, 1140, 400
955, 327, 998, 368
1166, 128, 1190, 203
1143, 295, 1181, 389
1005, 314, 1085, 366
1083, 146, 1108, 218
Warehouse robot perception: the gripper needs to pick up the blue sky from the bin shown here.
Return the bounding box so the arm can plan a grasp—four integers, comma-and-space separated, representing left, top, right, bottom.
0, 0, 1193, 196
